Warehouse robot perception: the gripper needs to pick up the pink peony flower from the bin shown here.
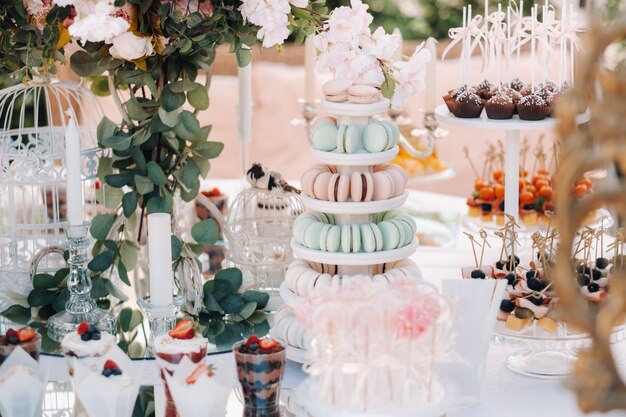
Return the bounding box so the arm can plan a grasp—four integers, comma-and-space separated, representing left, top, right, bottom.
109, 32, 154, 61
169, 0, 214, 18
391, 47, 431, 109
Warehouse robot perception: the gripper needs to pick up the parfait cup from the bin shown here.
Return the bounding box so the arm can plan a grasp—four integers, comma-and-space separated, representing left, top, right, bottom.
233, 341, 286, 417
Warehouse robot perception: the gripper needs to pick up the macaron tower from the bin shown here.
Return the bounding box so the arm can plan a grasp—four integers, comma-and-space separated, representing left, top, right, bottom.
273, 85, 422, 359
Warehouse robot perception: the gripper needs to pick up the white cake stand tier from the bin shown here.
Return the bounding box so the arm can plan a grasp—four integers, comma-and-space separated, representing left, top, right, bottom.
300, 192, 408, 214
291, 238, 419, 266
311, 146, 399, 166
434, 105, 591, 224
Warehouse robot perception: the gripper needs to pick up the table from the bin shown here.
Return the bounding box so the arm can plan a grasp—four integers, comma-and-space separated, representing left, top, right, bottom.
38, 182, 626, 417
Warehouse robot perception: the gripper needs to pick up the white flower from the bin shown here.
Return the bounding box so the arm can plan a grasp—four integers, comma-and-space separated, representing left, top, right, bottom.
391, 48, 431, 109
53, 0, 78, 5
109, 32, 154, 61
363, 27, 400, 61
239, 0, 291, 48
288, 0, 307, 8
325, 0, 372, 46
257, 22, 290, 47
24, 0, 46, 15
68, 1, 129, 44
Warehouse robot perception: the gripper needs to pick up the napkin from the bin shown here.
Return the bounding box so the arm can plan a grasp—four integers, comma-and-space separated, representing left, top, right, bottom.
440, 278, 507, 408
162, 356, 230, 417
0, 346, 47, 417
71, 345, 144, 417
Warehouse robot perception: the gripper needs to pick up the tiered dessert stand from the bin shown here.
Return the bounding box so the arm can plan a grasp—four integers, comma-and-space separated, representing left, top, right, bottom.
275, 98, 420, 362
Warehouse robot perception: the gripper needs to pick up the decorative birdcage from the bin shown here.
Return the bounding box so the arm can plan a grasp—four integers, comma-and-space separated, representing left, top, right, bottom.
198, 187, 303, 293
0, 79, 102, 310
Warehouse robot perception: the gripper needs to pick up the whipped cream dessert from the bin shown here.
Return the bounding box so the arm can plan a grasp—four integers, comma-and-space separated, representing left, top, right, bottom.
61, 331, 116, 358
154, 334, 208, 356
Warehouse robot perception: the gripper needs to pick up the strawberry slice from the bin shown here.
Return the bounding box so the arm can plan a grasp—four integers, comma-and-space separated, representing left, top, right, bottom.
5, 328, 17, 338
259, 338, 278, 350
185, 364, 206, 384
245, 335, 260, 349
17, 328, 35, 343
169, 320, 194, 340
77, 322, 90, 335
103, 360, 118, 370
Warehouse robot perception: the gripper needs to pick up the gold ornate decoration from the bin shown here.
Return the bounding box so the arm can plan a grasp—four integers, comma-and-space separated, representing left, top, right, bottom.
553, 16, 626, 413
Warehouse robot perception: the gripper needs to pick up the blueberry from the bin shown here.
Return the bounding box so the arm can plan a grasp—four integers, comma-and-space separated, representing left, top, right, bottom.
587, 282, 600, 293
526, 270, 537, 279
505, 273, 516, 285
91, 332, 101, 341
527, 277, 547, 291
508, 255, 521, 265
80, 333, 92, 341
529, 294, 544, 306
480, 203, 493, 212
7, 336, 18, 345
495, 260, 505, 270
577, 274, 590, 286
577, 265, 591, 275
500, 299, 515, 313
112, 368, 122, 376
523, 203, 535, 210
102, 369, 112, 377
471, 269, 486, 279
596, 257, 609, 270
499, 201, 505, 211
591, 269, 601, 280
87, 325, 96, 334
249, 343, 259, 351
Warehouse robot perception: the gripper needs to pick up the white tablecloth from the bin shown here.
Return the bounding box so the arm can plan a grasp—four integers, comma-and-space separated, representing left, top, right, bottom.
40, 181, 626, 417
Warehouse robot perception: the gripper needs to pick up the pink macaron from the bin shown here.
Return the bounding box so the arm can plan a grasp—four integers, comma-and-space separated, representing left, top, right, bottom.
379, 166, 407, 197
327, 173, 350, 202
301, 167, 326, 197
313, 171, 333, 200
323, 79, 352, 103
348, 85, 381, 104
372, 171, 395, 200
350, 172, 374, 202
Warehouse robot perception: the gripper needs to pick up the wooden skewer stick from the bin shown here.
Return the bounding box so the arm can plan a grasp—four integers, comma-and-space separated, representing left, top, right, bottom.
464, 232, 481, 268
464, 146, 481, 178
479, 229, 491, 267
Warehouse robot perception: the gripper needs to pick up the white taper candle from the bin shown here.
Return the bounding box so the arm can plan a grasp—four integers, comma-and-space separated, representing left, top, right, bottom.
148, 213, 174, 307
425, 37, 438, 113
65, 111, 84, 235
238, 56, 253, 144
304, 36, 316, 104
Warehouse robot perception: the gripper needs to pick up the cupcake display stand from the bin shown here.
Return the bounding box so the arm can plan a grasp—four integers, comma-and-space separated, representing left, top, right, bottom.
274, 99, 420, 362
435, 105, 616, 378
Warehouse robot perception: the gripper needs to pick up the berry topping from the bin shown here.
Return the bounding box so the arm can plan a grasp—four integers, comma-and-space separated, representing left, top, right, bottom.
169, 320, 195, 340
526, 270, 537, 279
591, 269, 602, 280
7, 336, 18, 345
577, 274, 590, 286
495, 260, 505, 270
92, 332, 101, 341
587, 282, 600, 293
17, 328, 35, 343
101, 360, 122, 377
104, 359, 118, 370
596, 257, 609, 270
245, 335, 260, 349
5, 328, 17, 338
527, 277, 547, 291
500, 299, 515, 313
77, 322, 89, 336
259, 338, 278, 350
471, 269, 486, 279
529, 293, 544, 306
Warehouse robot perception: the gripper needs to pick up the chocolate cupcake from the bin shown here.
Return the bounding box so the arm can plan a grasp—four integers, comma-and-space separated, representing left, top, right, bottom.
536, 88, 555, 115
520, 84, 534, 96
516, 94, 549, 120
539, 80, 558, 92
453, 90, 484, 118
510, 78, 526, 92
475, 79, 496, 100
443, 93, 457, 113
485, 93, 515, 119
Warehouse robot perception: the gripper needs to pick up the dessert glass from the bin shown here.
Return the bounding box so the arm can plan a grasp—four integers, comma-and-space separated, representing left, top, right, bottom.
0, 333, 41, 366
154, 335, 208, 417
233, 341, 286, 417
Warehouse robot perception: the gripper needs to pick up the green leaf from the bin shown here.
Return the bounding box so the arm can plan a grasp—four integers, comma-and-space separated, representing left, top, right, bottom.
146, 192, 173, 214
158, 107, 179, 128
33, 273, 60, 289
118, 307, 143, 332
181, 160, 200, 190
70, 50, 105, 77
90, 76, 111, 97
241, 290, 270, 310
126, 98, 152, 121
193, 141, 224, 159
88, 251, 114, 272
381, 71, 396, 99
134, 175, 154, 195
180, 180, 200, 203
27, 289, 57, 307
187, 85, 209, 110
219, 294, 244, 314
1, 305, 31, 325
118, 260, 130, 286
52, 291, 70, 312
97, 117, 117, 143
146, 161, 167, 186
235, 48, 252, 67
105, 172, 133, 188
215, 267, 243, 292
248, 311, 267, 324
174, 111, 201, 142
171, 235, 183, 260
211, 279, 233, 300
91, 277, 109, 299
202, 286, 224, 313
192, 156, 210, 177
191, 219, 219, 245
104, 278, 128, 301
101, 134, 131, 151
120, 241, 138, 270
238, 301, 257, 319
97, 156, 114, 183
169, 79, 199, 93
90, 214, 116, 240
161, 85, 186, 112
122, 192, 138, 218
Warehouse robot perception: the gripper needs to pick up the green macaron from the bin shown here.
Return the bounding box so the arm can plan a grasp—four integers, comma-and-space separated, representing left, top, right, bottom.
363, 122, 391, 153
304, 221, 325, 250
378, 220, 401, 251
320, 225, 341, 252
293, 214, 317, 245
311, 122, 338, 151
337, 124, 360, 153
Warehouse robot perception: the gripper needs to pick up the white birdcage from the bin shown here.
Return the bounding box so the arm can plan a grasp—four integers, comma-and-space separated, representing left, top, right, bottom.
0, 79, 102, 310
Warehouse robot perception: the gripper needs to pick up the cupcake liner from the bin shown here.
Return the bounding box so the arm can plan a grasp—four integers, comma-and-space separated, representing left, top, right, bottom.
516, 103, 549, 120
485, 101, 515, 119
453, 101, 484, 118
443, 95, 456, 113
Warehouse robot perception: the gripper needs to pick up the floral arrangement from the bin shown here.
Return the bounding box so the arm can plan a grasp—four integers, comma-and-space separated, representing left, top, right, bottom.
312, 0, 431, 108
